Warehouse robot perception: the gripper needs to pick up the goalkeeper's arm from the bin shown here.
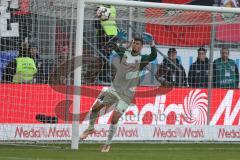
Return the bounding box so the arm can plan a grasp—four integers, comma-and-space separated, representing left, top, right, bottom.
105, 29, 128, 58
105, 40, 125, 58
139, 46, 157, 70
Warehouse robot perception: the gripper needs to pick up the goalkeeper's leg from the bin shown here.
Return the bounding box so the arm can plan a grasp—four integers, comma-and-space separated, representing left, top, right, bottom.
80, 90, 118, 140
101, 99, 128, 152
80, 100, 105, 140
101, 110, 122, 152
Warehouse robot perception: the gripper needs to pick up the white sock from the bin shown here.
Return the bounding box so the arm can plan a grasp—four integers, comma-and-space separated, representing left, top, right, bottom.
106, 124, 117, 145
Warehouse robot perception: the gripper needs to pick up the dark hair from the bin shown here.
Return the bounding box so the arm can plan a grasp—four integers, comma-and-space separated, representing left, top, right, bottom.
133, 37, 143, 45
198, 47, 206, 52
221, 46, 229, 53
168, 48, 177, 54
18, 44, 32, 58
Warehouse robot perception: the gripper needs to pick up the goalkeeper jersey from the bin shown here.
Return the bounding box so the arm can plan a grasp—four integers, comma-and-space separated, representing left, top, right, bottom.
112, 46, 157, 103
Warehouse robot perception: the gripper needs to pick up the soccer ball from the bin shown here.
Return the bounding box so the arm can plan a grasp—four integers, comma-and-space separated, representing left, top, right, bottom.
96, 6, 111, 20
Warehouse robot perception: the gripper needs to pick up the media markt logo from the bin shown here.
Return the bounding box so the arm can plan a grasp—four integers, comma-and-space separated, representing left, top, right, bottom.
14, 126, 70, 138
153, 127, 205, 138
182, 89, 208, 125
218, 128, 240, 139
88, 127, 139, 138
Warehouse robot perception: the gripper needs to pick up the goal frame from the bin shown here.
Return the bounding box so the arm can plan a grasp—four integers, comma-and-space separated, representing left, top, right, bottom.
73, 0, 240, 149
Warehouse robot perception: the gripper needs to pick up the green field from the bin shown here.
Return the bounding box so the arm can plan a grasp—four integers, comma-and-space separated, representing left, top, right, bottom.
0, 143, 240, 160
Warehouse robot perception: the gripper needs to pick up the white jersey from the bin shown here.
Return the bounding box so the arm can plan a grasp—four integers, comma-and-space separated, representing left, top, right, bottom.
112, 47, 157, 103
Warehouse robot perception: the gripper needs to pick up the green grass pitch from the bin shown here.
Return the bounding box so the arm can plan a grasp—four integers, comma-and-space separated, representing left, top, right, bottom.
0, 143, 239, 160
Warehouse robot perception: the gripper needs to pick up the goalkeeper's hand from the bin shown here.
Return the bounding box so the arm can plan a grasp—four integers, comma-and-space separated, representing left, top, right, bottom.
142, 32, 155, 46
142, 32, 153, 42
117, 29, 127, 41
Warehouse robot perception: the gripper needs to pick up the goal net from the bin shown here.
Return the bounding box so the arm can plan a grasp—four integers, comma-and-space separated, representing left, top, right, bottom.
0, 0, 240, 148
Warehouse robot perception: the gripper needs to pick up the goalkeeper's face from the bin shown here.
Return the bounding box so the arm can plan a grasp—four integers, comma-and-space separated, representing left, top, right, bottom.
132, 40, 143, 55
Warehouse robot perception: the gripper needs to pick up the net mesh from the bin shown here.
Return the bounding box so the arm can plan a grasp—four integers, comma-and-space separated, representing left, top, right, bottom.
0, 0, 239, 145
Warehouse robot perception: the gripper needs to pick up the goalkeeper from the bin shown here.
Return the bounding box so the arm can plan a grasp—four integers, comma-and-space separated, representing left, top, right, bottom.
80, 31, 157, 152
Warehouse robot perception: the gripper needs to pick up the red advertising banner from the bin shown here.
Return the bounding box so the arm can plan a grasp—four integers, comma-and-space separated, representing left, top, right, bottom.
145, 9, 212, 47
0, 84, 239, 126
145, 0, 214, 47
146, 23, 211, 47
216, 24, 240, 42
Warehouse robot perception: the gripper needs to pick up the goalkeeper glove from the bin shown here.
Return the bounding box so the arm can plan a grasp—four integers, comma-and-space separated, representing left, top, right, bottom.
117, 29, 127, 41
142, 32, 153, 42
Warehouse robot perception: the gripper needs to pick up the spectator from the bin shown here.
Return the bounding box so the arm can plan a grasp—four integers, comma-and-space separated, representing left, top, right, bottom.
1, 43, 37, 83
213, 47, 239, 88
220, 0, 239, 19
28, 44, 43, 83
156, 64, 173, 87
220, 0, 239, 7
162, 48, 187, 87
95, 5, 118, 84
29, 44, 40, 67
188, 47, 209, 88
